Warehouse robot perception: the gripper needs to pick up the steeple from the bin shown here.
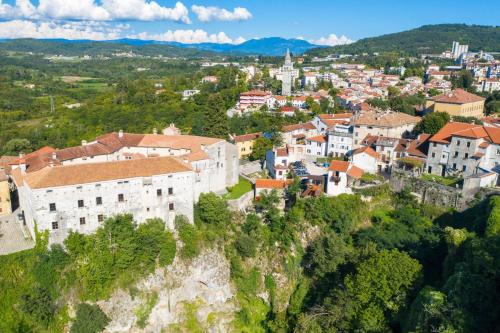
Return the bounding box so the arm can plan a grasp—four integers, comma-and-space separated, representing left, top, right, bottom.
285, 48, 291, 65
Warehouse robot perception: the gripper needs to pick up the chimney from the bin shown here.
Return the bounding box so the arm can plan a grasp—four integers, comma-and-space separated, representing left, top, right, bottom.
52, 152, 57, 160
153, 128, 158, 135
118, 130, 124, 138
81, 140, 87, 146
19, 152, 24, 159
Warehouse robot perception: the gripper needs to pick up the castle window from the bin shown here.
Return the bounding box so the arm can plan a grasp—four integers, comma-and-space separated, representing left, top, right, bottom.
78, 200, 84, 208
118, 194, 124, 202
168, 187, 173, 195
79, 217, 86, 225
157, 189, 162, 196
49, 203, 56, 212
96, 197, 102, 205
98, 215, 104, 223
169, 203, 175, 211
52, 222, 58, 230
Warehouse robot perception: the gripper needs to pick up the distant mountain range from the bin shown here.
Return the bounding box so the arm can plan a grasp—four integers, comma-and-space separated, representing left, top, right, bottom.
307, 24, 500, 57
0, 37, 322, 57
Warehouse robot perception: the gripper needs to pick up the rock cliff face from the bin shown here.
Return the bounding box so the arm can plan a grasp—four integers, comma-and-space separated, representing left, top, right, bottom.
99, 250, 236, 332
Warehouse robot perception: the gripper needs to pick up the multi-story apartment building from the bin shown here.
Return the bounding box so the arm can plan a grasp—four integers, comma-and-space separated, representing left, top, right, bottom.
327, 123, 354, 158
426, 122, 500, 177
9, 130, 239, 244
239, 90, 272, 110
425, 89, 485, 119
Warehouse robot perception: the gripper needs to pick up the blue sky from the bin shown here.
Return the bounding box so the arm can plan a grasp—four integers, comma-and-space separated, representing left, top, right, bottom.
0, 0, 498, 43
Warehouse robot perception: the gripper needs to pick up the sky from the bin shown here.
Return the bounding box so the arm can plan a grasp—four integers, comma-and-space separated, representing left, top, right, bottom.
0, 0, 498, 45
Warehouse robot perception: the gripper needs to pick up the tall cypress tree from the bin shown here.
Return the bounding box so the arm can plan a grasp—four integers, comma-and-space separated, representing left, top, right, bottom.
203, 94, 229, 139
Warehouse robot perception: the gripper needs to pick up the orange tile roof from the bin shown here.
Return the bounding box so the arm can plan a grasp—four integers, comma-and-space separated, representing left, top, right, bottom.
484, 126, 500, 144
430, 88, 485, 104
328, 160, 350, 172
240, 90, 271, 96
233, 132, 261, 143
353, 146, 380, 159
347, 165, 364, 179
255, 179, 292, 189
429, 122, 482, 143
307, 135, 327, 143
12, 156, 192, 189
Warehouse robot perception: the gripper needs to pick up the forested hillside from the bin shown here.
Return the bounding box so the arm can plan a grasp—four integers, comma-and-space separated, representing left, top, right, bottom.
0, 39, 215, 57
1, 185, 499, 332
308, 24, 500, 56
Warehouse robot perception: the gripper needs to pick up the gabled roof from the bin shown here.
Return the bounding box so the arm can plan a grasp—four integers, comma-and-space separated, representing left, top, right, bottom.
429, 122, 482, 144
347, 165, 364, 179
429, 88, 485, 104
353, 110, 420, 128
353, 146, 380, 159
307, 135, 327, 143
12, 156, 192, 189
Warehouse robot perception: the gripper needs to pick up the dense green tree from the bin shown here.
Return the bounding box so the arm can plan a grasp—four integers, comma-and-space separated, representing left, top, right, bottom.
249, 136, 273, 161
70, 303, 110, 333
415, 111, 450, 134
195, 192, 231, 226
344, 249, 422, 331
2, 138, 31, 155
20, 287, 56, 327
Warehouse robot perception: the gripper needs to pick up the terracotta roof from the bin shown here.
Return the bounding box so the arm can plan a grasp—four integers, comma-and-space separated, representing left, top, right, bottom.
353, 111, 420, 127
484, 126, 500, 144
232, 132, 261, 143
307, 135, 327, 143
318, 113, 352, 120
430, 89, 485, 104
479, 141, 490, 149
9, 146, 57, 173
353, 146, 380, 159
347, 165, 364, 179
282, 122, 315, 132
255, 179, 292, 189
240, 90, 271, 96
12, 156, 192, 189
406, 134, 431, 158
429, 122, 482, 144
328, 160, 350, 172
280, 106, 297, 112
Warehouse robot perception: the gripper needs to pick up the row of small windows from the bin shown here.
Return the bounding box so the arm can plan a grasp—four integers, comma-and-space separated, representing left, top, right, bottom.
51, 202, 176, 230
49, 188, 174, 211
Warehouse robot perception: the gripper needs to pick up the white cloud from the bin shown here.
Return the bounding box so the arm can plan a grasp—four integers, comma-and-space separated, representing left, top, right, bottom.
311, 34, 354, 46
129, 29, 245, 44
102, 0, 190, 23
0, 19, 123, 40
191, 5, 251, 22
0, 0, 191, 22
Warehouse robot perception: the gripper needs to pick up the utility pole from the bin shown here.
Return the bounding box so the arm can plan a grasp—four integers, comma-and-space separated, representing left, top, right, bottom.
50, 95, 55, 113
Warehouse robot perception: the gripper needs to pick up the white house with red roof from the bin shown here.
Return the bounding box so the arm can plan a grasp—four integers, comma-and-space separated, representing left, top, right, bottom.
306, 135, 328, 156
326, 160, 364, 196
351, 146, 381, 174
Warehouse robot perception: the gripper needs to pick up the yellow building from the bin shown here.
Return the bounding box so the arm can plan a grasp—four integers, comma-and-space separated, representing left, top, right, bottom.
232, 132, 262, 158
0, 170, 11, 216
425, 88, 485, 119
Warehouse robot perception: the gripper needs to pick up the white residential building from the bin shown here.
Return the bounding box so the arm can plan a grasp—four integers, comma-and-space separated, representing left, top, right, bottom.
306, 135, 328, 156
10, 130, 239, 244
327, 123, 354, 158
326, 160, 363, 196
351, 146, 380, 174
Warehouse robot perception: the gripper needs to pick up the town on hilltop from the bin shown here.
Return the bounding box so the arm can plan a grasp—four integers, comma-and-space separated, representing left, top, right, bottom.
0, 15, 499, 333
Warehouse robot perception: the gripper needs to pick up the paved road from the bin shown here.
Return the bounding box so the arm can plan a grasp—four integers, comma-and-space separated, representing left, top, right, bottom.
0, 209, 34, 255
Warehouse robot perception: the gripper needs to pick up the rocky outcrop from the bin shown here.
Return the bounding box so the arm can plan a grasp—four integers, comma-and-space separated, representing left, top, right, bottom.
99, 250, 236, 333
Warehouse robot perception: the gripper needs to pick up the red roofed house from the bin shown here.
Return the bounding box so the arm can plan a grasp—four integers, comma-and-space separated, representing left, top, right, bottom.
254, 179, 292, 198
351, 146, 380, 174
230, 132, 262, 158
327, 160, 364, 196
306, 135, 328, 156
